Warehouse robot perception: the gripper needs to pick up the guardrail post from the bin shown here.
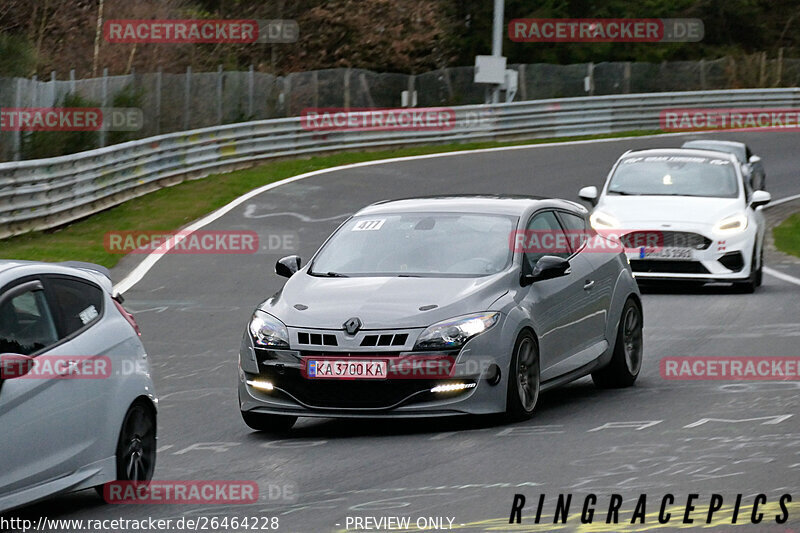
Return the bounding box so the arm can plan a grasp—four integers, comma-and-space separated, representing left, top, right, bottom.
69, 69, 76, 93
518, 65, 527, 101
183, 66, 192, 130
623, 62, 630, 94
312, 70, 319, 108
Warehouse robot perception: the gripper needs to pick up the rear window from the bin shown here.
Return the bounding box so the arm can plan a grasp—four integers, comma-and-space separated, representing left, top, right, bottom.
47, 277, 104, 338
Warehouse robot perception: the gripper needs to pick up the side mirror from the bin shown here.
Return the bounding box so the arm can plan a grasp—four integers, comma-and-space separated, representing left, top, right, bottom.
522, 256, 571, 286
578, 186, 599, 206
0, 354, 35, 379
275, 255, 302, 278
750, 190, 771, 209
748, 155, 761, 165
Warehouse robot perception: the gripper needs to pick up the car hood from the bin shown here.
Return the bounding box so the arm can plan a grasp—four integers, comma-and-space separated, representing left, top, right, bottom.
259, 270, 512, 329
597, 195, 743, 226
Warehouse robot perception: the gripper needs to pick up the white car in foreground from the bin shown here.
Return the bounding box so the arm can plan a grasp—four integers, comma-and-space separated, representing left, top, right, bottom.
578, 148, 771, 292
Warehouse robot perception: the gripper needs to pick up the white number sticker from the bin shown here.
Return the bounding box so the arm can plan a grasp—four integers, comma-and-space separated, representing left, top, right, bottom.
352, 219, 385, 231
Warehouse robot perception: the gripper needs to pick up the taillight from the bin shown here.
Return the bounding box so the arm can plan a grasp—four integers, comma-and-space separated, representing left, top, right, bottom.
113, 296, 141, 336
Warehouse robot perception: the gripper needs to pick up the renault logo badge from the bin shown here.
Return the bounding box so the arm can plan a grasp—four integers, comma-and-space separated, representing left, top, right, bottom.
343, 317, 362, 335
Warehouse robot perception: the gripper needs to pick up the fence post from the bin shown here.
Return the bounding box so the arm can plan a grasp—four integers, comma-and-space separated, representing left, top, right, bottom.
518, 64, 527, 101
776, 48, 784, 87
623, 62, 630, 93
248, 64, 254, 118
50, 70, 57, 107
699, 59, 706, 90
217, 65, 223, 125
312, 70, 319, 108
183, 66, 192, 130
100, 67, 108, 148
155, 67, 162, 135
344, 68, 351, 109
12, 78, 22, 160
70, 69, 76, 93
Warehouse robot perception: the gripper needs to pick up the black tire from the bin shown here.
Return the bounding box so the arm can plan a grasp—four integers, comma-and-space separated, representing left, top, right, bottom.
505, 331, 540, 421
96, 400, 157, 499
592, 299, 643, 388
241, 411, 297, 432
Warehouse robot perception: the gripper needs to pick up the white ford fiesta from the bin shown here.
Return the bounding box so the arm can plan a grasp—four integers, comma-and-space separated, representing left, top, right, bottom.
578, 148, 771, 292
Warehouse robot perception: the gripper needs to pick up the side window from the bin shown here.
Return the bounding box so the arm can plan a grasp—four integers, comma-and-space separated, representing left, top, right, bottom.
0, 283, 59, 355
47, 277, 104, 339
557, 211, 590, 253
524, 211, 571, 265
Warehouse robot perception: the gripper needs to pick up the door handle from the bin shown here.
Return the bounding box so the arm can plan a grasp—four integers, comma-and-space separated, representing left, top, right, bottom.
583, 280, 595, 290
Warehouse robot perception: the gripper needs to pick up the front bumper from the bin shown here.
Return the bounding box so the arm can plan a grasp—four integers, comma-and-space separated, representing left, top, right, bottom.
622, 225, 755, 282
238, 324, 510, 418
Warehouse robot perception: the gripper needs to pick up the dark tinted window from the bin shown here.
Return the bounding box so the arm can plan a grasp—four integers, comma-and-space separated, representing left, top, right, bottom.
0, 284, 59, 355
524, 211, 571, 264
557, 211, 590, 253
48, 277, 104, 338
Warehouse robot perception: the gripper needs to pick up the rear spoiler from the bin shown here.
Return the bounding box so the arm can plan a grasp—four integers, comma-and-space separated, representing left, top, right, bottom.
57, 261, 111, 279
57, 261, 114, 294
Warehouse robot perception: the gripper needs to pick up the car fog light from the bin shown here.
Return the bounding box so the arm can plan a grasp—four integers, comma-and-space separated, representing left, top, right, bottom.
246, 379, 274, 392
431, 382, 477, 393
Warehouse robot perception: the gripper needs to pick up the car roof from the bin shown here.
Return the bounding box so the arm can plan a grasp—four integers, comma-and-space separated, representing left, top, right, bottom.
357, 195, 585, 217
680, 139, 747, 162
619, 147, 739, 163
0, 260, 112, 292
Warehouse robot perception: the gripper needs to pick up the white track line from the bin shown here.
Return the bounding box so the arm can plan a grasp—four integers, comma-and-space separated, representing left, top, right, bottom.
763, 267, 800, 287
762, 192, 800, 287
113, 132, 800, 293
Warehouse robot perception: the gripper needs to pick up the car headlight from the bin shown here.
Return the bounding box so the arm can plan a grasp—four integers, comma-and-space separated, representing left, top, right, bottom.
712, 213, 748, 235
414, 312, 500, 350
249, 310, 290, 348
590, 210, 621, 230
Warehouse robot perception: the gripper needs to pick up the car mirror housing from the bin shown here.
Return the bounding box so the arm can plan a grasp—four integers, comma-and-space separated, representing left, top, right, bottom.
0, 353, 35, 379
750, 190, 771, 209
578, 186, 599, 206
276, 255, 302, 278
522, 256, 571, 286
748, 155, 761, 164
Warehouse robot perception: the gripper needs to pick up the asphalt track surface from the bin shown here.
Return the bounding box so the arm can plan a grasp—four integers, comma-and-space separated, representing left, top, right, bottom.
6, 131, 800, 532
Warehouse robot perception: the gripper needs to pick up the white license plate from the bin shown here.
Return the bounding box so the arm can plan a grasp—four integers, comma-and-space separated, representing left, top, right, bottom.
639, 247, 693, 260
307, 359, 387, 379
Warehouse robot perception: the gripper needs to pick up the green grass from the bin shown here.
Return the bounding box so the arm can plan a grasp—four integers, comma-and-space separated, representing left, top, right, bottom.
1, 129, 660, 268
773, 212, 800, 258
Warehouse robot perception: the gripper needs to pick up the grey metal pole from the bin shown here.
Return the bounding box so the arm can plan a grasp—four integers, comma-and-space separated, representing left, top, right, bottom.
491, 0, 504, 104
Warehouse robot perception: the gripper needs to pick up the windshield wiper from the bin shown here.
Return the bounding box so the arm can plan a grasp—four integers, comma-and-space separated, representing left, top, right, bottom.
312, 271, 349, 277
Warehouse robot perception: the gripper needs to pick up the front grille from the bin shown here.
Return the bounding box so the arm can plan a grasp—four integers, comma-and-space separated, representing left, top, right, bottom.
718, 251, 745, 272
259, 367, 441, 408
298, 350, 404, 357
630, 260, 710, 274
621, 231, 711, 250
297, 332, 338, 346
361, 333, 408, 347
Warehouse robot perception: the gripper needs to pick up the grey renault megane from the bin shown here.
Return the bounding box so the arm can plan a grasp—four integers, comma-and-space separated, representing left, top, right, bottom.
237, 196, 642, 431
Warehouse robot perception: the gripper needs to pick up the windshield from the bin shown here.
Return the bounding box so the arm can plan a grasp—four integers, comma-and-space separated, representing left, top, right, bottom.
309, 212, 516, 277
607, 155, 739, 198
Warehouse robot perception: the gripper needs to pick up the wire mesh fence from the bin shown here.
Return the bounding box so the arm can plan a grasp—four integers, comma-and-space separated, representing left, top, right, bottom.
1, 54, 799, 161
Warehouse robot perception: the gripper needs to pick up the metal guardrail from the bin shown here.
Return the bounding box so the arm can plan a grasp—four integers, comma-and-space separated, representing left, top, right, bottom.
2, 88, 799, 238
